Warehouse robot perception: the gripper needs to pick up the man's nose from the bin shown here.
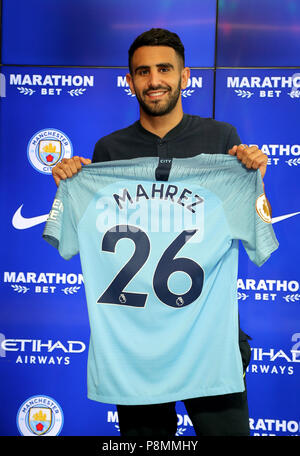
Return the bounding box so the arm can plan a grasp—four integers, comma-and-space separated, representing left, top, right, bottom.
147, 69, 161, 88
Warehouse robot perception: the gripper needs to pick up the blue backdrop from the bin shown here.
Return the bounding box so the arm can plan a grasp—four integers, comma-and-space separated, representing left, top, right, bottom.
1, 0, 299, 437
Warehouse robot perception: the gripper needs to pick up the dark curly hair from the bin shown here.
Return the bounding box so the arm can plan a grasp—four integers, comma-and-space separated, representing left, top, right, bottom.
128, 28, 185, 74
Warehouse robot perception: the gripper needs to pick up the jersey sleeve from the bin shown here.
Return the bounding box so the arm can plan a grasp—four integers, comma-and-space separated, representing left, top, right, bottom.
42, 180, 79, 260
225, 168, 279, 267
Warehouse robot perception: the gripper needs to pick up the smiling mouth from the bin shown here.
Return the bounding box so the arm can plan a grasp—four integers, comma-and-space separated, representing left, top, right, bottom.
147, 92, 167, 98
145, 89, 170, 99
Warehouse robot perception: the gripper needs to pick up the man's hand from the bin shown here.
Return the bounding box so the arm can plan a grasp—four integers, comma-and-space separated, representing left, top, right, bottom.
228, 144, 268, 179
52, 156, 92, 186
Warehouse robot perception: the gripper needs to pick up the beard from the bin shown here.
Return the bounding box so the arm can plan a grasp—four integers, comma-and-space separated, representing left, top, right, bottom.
134, 78, 182, 117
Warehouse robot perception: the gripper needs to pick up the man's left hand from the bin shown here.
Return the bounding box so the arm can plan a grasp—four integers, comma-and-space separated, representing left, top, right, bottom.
228, 144, 268, 179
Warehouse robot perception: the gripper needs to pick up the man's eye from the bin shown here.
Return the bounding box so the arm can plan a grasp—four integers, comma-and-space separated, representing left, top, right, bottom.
138, 69, 149, 75
160, 67, 169, 72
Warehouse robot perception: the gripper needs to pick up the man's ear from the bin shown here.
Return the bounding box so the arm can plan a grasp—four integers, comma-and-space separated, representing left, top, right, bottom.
126, 73, 135, 95
181, 67, 190, 90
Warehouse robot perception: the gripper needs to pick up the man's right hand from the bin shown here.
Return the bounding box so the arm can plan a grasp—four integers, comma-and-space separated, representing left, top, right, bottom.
52, 156, 92, 186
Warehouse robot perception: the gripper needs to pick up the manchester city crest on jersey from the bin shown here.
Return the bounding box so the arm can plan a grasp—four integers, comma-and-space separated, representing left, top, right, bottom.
17, 395, 64, 436
27, 128, 73, 174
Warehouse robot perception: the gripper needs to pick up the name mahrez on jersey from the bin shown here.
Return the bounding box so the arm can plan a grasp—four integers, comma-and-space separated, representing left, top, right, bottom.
95, 183, 205, 235
113, 183, 204, 212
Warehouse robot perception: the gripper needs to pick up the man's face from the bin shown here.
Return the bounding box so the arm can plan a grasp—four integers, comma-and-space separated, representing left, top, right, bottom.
126, 46, 189, 117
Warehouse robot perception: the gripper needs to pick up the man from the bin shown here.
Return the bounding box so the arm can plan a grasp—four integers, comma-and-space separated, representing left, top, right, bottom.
51, 29, 270, 437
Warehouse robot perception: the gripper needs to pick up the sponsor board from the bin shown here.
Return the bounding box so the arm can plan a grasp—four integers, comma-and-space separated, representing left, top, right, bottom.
10, 73, 94, 97
107, 409, 194, 436
227, 74, 300, 100
3, 271, 84, 295
106, 408, 300, 437
250, 417, 300, 436
247, 333, 300, 377
248, 143, 300, 167
237, 278, 300, 303
1, 337, 86, 365
5, 271, 300, 301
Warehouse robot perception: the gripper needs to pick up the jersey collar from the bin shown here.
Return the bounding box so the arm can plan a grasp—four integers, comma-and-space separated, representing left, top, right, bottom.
134, 113, 189, 142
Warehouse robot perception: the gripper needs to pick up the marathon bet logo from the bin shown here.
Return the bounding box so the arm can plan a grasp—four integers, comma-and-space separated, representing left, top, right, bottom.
117, 75, 203, 98
237, 278, 300, 303
4, 271, 84, 295
227, 74, 300, 99
107, 409, 194, 436
245, 144, 300, 167
10, 73, 94, 96
250, 417, 300, 436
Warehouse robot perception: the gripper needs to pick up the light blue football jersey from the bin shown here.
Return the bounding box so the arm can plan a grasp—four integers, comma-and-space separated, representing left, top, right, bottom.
43, 154, 279, 405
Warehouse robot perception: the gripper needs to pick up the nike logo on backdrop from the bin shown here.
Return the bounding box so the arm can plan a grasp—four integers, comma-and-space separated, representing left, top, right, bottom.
11, 205, 300, 230
12, 205, 49, 230
271, 211, 300, 224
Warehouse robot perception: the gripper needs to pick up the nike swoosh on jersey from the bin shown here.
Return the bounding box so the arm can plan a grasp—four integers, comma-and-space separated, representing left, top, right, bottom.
271, 211, 300, 224
12, 205, 49, 230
